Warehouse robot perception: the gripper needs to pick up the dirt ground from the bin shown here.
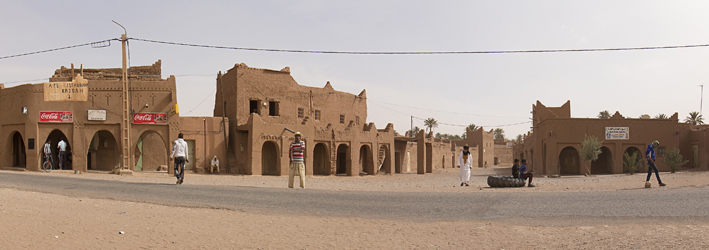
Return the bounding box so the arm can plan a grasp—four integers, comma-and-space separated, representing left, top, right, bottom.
1, 166, 708, 249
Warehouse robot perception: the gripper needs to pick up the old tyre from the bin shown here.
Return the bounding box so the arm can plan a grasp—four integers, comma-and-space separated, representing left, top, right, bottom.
487, 175, 525, 188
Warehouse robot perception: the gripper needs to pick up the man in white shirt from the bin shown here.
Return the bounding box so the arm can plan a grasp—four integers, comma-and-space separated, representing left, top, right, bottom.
170, 133, 189, 185
57, 139, 67, 170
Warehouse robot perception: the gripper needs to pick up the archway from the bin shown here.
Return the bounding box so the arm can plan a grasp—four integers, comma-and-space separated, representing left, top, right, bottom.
359, 145, 373, 175
45, 130, 71, 170
336, 144, 349, 175
623, 147, 642, 173
11, 132, 26, 168
87, 130, 119, 171
559, 146, 580, 175
377, 145, 390, 174
261, 141, 279, 175
313, 143, 330, 175
135, 131, 167, 171
591, 146, 613, 174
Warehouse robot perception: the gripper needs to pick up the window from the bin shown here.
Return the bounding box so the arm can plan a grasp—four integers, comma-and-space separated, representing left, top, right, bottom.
297, 108, 304, 118
340, 114, 345, 124
314, 110, 321, 120
268, 101, 279, 116
356, 116, 360, 125
249, 100, 259, 114
657, 146, 666, 156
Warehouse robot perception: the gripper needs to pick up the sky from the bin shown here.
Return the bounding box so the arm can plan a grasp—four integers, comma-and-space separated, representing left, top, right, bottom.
2, 0, 709, 139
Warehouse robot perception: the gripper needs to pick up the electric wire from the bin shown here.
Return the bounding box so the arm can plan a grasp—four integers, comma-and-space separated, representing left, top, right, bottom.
127, 37, 709, 55
0, 39, 118, 60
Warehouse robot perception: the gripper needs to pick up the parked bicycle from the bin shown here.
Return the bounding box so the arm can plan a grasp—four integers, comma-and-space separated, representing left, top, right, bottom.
42, 156, 54, 172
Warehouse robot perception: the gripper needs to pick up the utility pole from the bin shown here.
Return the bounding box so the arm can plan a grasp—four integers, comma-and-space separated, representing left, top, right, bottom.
700, 85, 704, 116
410, 116, 413, 137
115, 20, 132, 174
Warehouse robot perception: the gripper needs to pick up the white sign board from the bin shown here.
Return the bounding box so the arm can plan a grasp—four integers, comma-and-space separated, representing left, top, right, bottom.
606, 127, 629, 140
87, 109, 107, 121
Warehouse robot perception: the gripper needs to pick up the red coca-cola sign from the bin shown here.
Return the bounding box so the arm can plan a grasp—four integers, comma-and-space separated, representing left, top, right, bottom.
40, 111, 73, 123
133, 112, 167, 124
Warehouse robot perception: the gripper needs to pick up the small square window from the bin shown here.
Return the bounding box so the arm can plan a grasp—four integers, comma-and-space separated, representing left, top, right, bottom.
249, 100, 259, 114
298, 108, 304, 118
314, 110, 321, 120
340, 114, 345, 124
268, 101, 279, 116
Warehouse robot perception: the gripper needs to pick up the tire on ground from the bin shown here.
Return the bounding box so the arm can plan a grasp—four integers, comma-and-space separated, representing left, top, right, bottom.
487, 175, 525, 188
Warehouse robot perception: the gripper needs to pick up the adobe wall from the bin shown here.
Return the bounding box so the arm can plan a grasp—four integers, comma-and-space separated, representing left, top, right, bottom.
215, 63, 368, 130
517, 101, 700, 176
0, 61, 180, 173
236, 112, 395, 176
494, 144, 513, 166
178, 117, 229, 173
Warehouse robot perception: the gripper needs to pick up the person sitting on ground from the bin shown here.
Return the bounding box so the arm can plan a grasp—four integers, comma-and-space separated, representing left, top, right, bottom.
519, 159, 534, 187
511, 159, 520, 178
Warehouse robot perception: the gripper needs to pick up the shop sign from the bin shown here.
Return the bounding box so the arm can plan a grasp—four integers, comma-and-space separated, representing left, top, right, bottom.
605, 127, 629, 140
169, 103, 179, 115
87, 109, 107, 121
133, 112, 167, 124
43, 75, 89, 101
40, 111, 73, 123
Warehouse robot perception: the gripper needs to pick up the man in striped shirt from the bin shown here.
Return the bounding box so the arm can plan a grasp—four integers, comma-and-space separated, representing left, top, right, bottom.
288, 132, 306, 188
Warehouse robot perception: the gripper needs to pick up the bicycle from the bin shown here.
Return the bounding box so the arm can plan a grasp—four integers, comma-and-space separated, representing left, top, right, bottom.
42, 156, 53, 172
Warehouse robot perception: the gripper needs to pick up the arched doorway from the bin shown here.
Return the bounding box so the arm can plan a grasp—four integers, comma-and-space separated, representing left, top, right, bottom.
135, 131, 167, 171
359, 145, 373, 175
261, 141, 278, 175
46, 130, 71, 170
336, 144, 349, 175
591, 146, 613, 174
559, 146, 580, 175
378, 145, 390, 174
87, 130, 119, 171
623, 147, 642, 173
312, 143, 330, 175
11, 132, 26, 168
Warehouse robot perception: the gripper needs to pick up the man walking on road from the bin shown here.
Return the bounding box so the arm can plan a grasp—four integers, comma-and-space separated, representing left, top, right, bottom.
289, 132, 306, 188
57, 139, 67, 170
170, 133, 189, 185
646, 140, 666, 187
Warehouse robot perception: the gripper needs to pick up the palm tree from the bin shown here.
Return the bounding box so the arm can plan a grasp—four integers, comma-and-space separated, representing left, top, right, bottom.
654, 113, 668, 119
423, 118, 438, 133
467, 123, 479, 132
598, 110, 611, 119
407, 126, 421, 137
685, 111, 704, 125
516, 134, 524, 143
494, 128, 505, 140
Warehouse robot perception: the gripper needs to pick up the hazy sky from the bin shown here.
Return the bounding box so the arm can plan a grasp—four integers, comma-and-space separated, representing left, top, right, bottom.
2, 1, 709, 138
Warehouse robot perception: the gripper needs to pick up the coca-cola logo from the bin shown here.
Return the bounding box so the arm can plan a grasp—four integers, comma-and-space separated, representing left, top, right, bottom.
41, 113, 59, 120
134, 114, 154, 121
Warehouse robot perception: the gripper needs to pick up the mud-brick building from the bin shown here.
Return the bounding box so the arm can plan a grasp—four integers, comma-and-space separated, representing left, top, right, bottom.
1, 61, 227, 173
394, 131, 457, 174
214, 63, 395, 176
514, 100, 691, 176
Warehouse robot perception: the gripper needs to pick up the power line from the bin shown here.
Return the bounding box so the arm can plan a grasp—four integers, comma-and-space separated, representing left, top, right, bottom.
185, 87, 217, 114
370, 101, 529, 128
368, 99, 527, 118
0, 39, 118, 60
128, 37, 709, 55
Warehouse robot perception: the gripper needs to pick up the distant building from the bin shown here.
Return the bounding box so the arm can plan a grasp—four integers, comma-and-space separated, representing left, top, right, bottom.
513, 101, 697, 175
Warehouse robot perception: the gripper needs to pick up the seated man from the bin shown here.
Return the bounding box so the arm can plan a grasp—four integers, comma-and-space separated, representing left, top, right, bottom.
511, 159, 520, 178
519, 159, 534, 187
210, 155, 220, 174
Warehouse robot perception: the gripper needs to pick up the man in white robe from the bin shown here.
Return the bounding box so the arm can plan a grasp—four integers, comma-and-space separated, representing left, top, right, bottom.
458, 146, 473, 186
